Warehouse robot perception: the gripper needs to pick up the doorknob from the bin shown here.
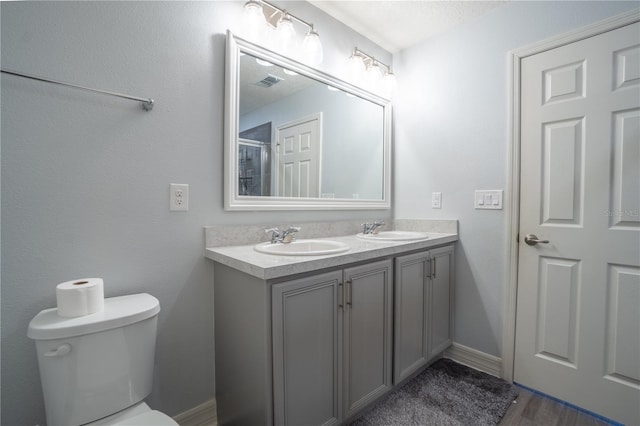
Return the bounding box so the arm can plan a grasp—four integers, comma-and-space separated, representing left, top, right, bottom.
524, 234, 549, 246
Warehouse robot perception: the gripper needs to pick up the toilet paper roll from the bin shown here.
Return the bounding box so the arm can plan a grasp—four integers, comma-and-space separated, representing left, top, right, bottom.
56, 278, 104, 317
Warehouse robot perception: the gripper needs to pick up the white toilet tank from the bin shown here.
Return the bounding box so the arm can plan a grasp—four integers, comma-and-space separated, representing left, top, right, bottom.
28, 293, 160, 426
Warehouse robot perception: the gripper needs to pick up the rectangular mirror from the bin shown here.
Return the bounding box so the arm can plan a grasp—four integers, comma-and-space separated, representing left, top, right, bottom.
224, 31, 391, 210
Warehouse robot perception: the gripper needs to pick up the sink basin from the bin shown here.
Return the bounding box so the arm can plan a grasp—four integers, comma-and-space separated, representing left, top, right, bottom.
356, 231, 430, 242
255, 239, 350, 256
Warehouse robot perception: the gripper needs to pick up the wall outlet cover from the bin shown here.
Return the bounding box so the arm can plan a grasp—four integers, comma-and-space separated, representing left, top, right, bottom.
170, 183, 189, 211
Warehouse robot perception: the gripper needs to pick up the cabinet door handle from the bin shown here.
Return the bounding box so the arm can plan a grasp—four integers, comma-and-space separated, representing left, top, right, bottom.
338, 282, 344, 308
426, 257, 432, 279
432, 256, 436, 279
346, 279, 352, 306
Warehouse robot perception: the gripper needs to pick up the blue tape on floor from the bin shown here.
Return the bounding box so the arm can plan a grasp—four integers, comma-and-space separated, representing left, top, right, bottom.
513, 382, 625, 426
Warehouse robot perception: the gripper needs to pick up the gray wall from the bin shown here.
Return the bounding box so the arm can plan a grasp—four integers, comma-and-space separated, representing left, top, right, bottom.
393, 1, 638, 357
0, 2, 390, 425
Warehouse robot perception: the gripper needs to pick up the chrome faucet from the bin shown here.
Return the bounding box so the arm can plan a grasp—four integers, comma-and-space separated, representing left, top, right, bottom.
265, 226, 301, 244
362, 221, 385, 235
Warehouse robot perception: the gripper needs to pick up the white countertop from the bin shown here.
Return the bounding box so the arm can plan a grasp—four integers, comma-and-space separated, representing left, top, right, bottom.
205, 232, 458, 280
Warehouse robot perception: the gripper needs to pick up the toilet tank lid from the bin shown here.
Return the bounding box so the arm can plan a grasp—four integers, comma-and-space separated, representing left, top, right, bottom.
27, 293, 160, 340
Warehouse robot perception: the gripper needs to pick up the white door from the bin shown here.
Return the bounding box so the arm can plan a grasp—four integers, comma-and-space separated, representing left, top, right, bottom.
276, 115, 321, 197
515, 22, 639, 426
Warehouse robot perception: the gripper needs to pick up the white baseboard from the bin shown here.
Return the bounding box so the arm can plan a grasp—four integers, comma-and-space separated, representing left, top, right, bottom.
173, 398, 217, 426
444, 342, 502, 378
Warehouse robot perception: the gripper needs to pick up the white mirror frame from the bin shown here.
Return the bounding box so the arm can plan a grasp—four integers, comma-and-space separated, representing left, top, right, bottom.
224, 31, 392, 211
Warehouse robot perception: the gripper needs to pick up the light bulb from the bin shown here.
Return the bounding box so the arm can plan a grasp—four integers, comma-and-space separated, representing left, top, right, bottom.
275, 14, 297, 56
302, 28, 323, 66
242, 0, 266, 41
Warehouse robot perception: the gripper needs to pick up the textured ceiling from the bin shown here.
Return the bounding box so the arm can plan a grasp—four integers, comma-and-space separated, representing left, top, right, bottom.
239, 53, 315, 114
307, 1, 508, 53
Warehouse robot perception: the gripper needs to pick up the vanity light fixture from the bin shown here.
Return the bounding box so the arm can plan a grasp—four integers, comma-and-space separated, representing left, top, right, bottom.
241, 0, 324, 66
242, 0, 267, 41
349, 48, 396, 97
275, 13, 297, 56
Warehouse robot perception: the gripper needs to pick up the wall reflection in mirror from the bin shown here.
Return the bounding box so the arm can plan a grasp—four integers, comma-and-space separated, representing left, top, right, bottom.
238, 52, 385, 200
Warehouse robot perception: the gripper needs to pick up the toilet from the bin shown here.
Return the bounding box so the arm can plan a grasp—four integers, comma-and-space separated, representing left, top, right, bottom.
27, 293, 178, 426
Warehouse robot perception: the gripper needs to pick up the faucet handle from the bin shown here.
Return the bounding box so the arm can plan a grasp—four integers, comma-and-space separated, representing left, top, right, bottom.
362, 221, 385, 234
282, 226, 301, 243
265, 227, 281, 243
265, 227, 280, 235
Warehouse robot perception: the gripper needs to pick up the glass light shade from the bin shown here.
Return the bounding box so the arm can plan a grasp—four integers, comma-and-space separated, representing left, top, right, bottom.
302, 29, 323, 66
242, 1, 266, 41
382, 71, 397, 98
256, 58, 274, 67
367, 62, 383, 88
349, 54, 366, 82
275, 15, 297, 55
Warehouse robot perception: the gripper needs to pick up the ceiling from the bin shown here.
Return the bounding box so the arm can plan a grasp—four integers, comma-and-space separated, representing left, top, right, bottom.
307, 0, 508, 53
239, 52, 316, 114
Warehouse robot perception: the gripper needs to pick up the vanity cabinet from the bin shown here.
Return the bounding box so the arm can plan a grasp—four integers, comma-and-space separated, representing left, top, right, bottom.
212, 241, 455, 426
393, 245, 454, 383
271, 260, 393, 425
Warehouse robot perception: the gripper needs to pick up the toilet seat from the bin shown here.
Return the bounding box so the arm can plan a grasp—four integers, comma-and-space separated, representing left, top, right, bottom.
85, 402, 177, 426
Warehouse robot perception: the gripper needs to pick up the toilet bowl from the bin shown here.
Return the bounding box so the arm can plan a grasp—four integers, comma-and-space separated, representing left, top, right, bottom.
85, 402, 174, 426
28, 293, 177, 426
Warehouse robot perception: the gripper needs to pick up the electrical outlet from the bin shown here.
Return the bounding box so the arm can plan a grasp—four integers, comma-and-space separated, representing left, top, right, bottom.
170, 184, 189, 211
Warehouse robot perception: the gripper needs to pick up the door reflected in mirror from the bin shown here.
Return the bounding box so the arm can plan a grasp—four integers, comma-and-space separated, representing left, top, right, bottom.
225, 32, 391, 210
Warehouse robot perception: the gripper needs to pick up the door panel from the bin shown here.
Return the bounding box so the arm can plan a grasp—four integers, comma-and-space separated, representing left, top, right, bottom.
611, 109, 639, 229
272, 271, 342, 426
605, 264, 640, 387
394, 252, 429, 383
343, 260, 393, 418
516, 21, 640, 426
428, 246, 454, 359
276, 116, 320, 197
535, 257, 579, 366
541, 118, 584, 224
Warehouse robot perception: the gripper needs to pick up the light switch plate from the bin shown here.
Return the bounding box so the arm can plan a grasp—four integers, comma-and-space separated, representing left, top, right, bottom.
475, 190, 503, 210
432, 192, 442, 209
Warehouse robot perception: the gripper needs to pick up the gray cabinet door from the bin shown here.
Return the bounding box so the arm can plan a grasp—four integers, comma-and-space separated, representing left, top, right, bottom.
272, 271, 343, 426
427, 245, 454, 359
342, 259, 393, 419
393, 251, 429, 383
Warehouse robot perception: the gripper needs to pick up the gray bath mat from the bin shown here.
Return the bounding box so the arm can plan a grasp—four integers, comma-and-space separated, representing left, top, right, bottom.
350, 358, 519, 426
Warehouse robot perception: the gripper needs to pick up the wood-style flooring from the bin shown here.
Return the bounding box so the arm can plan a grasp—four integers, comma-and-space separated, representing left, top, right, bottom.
499, 387, 610, 426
